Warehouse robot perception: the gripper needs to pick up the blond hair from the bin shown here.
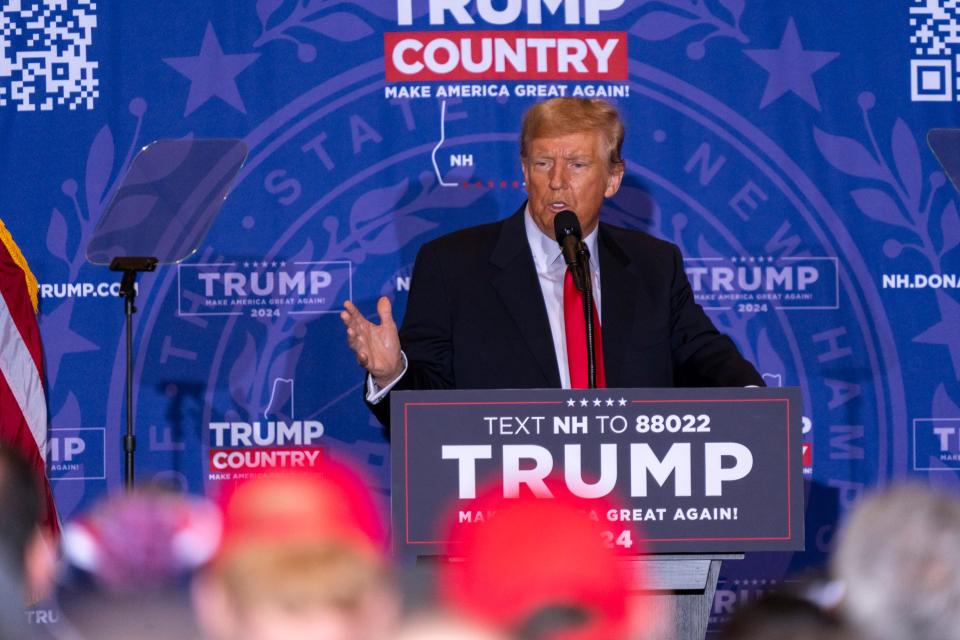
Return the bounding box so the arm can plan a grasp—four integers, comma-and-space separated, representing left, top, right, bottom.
520, 98, 625, 168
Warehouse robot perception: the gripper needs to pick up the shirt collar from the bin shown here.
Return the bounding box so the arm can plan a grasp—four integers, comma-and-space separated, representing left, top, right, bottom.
524, 205, 600, 272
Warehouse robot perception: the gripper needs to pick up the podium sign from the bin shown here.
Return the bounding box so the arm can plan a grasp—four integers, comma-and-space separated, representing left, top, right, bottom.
391, 387, 803, 560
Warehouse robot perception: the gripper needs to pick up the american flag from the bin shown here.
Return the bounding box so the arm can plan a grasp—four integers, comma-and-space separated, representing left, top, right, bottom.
0, 219, 58, 536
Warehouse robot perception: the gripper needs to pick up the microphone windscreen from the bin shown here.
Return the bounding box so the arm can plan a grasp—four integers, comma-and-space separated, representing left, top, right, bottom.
553, 210, 581, 242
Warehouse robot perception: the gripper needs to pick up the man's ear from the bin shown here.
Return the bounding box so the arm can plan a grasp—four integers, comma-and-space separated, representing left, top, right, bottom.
520, 158, 530, 188
23, 529, 55, 605
604, 162, 624, 198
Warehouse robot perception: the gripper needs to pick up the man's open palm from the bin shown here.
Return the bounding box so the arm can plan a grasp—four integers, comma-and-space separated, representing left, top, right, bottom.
341, 297, 403, 388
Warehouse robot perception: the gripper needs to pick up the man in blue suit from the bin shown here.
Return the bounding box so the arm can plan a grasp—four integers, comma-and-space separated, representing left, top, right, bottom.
341, 98, 762, 430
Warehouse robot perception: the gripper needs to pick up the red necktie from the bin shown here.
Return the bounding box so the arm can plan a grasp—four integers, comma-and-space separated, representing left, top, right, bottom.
563, 267, 606, 389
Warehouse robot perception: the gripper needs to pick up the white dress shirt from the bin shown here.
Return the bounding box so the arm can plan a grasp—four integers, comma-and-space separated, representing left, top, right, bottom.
367, 206, 602, 401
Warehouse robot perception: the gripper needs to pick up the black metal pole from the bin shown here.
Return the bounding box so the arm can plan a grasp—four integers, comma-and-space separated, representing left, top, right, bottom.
110, 257, 156, 492
583, 286, 596, 389
124, 287, 136, 490
576, 244, 596, 389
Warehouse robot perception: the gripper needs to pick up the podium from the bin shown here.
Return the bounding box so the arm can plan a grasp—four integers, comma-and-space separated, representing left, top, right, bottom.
391, 387, 804, 640
622, 553, 742, 639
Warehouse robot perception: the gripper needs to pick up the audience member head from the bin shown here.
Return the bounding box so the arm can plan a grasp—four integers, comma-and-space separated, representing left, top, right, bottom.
439, 481, 648, 640
193, 463, 398, 640
717, 591, 857, 640
0, 445, 54, 605
832, 483, 960, 640
57, 487, 220, 639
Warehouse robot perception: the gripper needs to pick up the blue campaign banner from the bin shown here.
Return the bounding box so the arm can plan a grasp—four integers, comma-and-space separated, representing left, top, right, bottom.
2, 0, 959, 629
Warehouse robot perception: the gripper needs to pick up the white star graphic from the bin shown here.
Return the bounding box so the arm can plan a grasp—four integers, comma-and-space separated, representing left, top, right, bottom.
618, 398, 627, 406
567, 398, 576, 407
580, 399, 589, 407
593, 398, 602, 407
606, 398, 614, 407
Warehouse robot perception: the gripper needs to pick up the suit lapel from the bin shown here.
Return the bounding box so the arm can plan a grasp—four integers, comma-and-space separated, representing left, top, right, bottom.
489, 206, 561, 387
598, 225, 641, 387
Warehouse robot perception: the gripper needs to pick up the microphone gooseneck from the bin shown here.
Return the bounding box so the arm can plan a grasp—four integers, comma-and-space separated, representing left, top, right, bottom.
554, 210, 582, 274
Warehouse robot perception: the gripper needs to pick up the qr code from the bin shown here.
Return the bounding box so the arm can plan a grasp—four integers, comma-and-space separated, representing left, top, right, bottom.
910, 0, 960, 101
0, 0, 98, 111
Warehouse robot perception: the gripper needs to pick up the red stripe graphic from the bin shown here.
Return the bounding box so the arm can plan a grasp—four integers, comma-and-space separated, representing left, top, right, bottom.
385, 31, 628, 82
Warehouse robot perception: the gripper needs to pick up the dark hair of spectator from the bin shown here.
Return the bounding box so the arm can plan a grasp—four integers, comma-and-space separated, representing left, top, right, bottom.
718, 592, 854, 640
0, 446, 40, 576
514, 603, 594, 640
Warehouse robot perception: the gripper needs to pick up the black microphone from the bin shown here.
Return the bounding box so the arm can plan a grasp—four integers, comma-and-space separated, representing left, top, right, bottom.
553, 210, 582, 269
554, 210, 596, 387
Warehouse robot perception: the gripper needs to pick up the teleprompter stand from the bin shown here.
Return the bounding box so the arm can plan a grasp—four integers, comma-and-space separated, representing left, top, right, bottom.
87, 139, 248, 490
109, 256, 157, 489
929, 129, 960, 195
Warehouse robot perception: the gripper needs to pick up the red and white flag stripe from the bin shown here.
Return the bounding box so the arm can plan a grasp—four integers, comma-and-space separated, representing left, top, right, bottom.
0, 221, 58, 536
0, 291, 48, 457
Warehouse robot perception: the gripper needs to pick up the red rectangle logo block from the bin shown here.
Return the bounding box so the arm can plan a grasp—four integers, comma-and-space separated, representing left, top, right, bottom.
209, 447, 325, 473
384, 30, 628, 82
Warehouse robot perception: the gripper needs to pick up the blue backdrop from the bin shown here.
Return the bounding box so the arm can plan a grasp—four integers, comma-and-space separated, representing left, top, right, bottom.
4, 0, 960, 629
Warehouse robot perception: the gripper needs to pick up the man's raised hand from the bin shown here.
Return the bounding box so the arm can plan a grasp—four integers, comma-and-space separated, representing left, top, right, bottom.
341, 296, 403, 388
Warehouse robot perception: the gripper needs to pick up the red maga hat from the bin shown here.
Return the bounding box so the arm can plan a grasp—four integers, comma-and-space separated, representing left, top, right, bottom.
214, 462, 385, 559
439, 479, 646, 640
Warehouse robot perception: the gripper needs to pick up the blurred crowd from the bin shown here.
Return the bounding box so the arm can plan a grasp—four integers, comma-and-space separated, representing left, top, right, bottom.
2, 444, 959, 640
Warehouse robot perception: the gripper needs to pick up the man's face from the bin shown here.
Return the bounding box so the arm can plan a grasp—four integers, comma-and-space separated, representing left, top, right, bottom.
521, 130, 624, 240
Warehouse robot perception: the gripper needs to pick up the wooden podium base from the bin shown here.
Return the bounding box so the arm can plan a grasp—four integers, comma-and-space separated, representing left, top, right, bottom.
622, 554, 744, 640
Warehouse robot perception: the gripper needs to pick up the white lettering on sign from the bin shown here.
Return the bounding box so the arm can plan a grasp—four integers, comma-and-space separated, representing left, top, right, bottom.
442, 442, 754, 499
396, 0, 625, 26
